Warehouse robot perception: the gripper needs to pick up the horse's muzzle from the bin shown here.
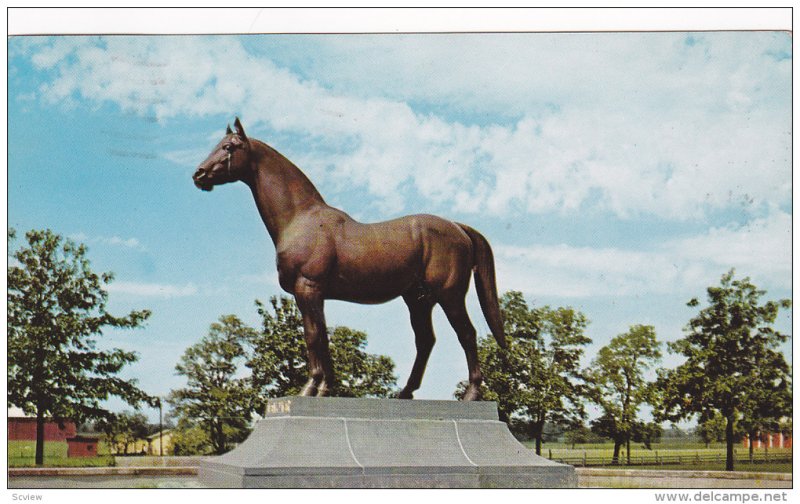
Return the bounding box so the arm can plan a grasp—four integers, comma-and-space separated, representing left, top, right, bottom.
192, 169, 214, 191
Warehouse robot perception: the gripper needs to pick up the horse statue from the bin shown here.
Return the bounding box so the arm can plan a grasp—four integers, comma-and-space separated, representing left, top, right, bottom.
193, 118, 506, 400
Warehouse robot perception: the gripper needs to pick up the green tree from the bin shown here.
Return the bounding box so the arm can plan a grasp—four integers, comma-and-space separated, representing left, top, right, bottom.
7, 228, 152, 465
459, 291, 591, 455
97, 411, 150, 455
657, 270, 791, 471
588, 324, 661, 464
631, 421, 662, 450
328, 327, 398, 398
737, 353, 792, 461
169, 422, 213, 456
246, 296, 397, 403
168, 315, 259, 455
695, 411, 727, 448
245, 297, 307, 398
563, 422, 602, 449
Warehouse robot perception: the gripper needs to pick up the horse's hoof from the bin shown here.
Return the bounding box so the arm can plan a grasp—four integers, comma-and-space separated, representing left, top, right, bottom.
315, 383, 330, 397
300, 380, 318, 396
397, 390, 414, 399
462, 387, 480, 401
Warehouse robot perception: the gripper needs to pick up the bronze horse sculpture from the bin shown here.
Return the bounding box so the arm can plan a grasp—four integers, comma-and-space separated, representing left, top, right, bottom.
193, 118, 506, 400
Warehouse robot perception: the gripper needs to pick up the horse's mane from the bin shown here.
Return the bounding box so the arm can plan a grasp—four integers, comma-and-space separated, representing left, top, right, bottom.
251, 139, 325, 204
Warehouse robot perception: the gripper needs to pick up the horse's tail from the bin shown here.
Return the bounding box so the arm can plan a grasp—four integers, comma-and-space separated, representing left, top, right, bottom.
458, 223, 507, 349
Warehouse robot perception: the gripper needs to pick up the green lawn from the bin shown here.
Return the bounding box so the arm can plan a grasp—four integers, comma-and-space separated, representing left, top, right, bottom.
523, 441, 792, 473
8, 439, 792, 474
8, 440, 115, 467
632, 462, 793, 473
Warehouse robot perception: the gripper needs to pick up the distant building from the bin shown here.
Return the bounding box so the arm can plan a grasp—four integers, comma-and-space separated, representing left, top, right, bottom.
66, 435, 100, 457
7, 407, 77, 442
742, 431, 792, 449
147, 430, 173, 456
110, 429, 173, 456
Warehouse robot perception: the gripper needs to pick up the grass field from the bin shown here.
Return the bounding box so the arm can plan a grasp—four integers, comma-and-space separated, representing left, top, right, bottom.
523, 441, 792, 473
8, 440, 115, 467
8, 439, 792, 474
632, 462, 793, 473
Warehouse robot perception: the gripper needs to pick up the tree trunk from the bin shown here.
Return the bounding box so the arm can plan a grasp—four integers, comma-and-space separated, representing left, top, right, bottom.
725, 414, 735, 471
529, 418, 545, 456
35, 407, 45, 466
612, 441, 622, 465
626, 439, 631, 465
748, 430, 755, 462
214, 420, 226, 455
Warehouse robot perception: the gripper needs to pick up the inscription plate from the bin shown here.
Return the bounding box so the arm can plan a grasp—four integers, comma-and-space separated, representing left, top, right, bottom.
265, 399, 291, 415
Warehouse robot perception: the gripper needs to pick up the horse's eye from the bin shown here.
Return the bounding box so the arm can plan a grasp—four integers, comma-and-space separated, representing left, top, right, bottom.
222, 144, 232, 152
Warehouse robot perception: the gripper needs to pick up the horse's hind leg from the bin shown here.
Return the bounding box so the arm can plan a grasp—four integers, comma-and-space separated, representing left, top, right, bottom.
294, 277, 334, 397
440, 296, 482, 401
398, 294, 436, 399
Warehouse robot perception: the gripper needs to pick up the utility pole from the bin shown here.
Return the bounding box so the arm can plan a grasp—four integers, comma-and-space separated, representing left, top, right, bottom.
157, 397, 163, 457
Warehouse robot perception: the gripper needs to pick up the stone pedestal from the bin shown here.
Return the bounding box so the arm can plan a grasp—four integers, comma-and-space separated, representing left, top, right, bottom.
198, 396, 576, 488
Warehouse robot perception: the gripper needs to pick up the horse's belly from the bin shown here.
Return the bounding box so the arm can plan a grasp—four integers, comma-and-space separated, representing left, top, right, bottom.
326, 263, 418, 304
323, 225, 423, 303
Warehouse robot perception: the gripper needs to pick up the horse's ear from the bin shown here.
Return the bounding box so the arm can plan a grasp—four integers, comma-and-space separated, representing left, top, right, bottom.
234, 117, 247, 140
226, 124, 233, 135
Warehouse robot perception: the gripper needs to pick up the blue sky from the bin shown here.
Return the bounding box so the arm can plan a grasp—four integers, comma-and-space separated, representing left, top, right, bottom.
8, 31, 792, 422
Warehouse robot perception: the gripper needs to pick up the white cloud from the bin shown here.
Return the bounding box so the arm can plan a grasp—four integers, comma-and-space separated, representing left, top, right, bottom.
495, 210, 791, 299
106, 281, 199, 298
70, 233, 145, 251
496, 243, 677, 299
668, 210, 792, 288
18, 34, 791, 221
106, 236, 142, 249
239, 268, 280, 286
294, 33, 789, 120
162, 148, 208, 168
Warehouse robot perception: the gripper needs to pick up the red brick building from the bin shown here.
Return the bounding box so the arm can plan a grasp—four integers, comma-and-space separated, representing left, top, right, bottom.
7, 407, 77, 442
742, 432, 792, 449
66, 435, 100, 457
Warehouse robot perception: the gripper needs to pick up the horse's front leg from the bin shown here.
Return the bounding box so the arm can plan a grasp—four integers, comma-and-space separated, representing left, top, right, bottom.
294, 276, 334, 397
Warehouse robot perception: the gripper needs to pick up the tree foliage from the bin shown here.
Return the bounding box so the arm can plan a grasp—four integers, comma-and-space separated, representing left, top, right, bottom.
246, 296, 398, 403
588, 324, 661, 464
458, 291, 591, 454
563, 422, 604, 448
695, 410, 727, 448
327, 326, 398, 398
246, 297, 308, 399
656, 270, 791, 471
737, 350, 792, 460
169, 422, 213, 456
631, 421, 662, 450
167, 297, 398, 455
7, 228, 152, 465
167, 315, 259, 455
96, 411, 150, 455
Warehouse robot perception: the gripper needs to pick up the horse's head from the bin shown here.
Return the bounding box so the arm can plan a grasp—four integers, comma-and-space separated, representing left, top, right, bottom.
193, 117, 252, 191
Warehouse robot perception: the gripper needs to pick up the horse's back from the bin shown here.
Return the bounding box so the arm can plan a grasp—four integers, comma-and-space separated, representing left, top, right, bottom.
347, 213, 471, 261
327, 213, 473, 302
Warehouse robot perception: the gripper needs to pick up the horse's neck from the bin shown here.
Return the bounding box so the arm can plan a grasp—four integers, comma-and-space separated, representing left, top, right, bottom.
247, 140, 326, 244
